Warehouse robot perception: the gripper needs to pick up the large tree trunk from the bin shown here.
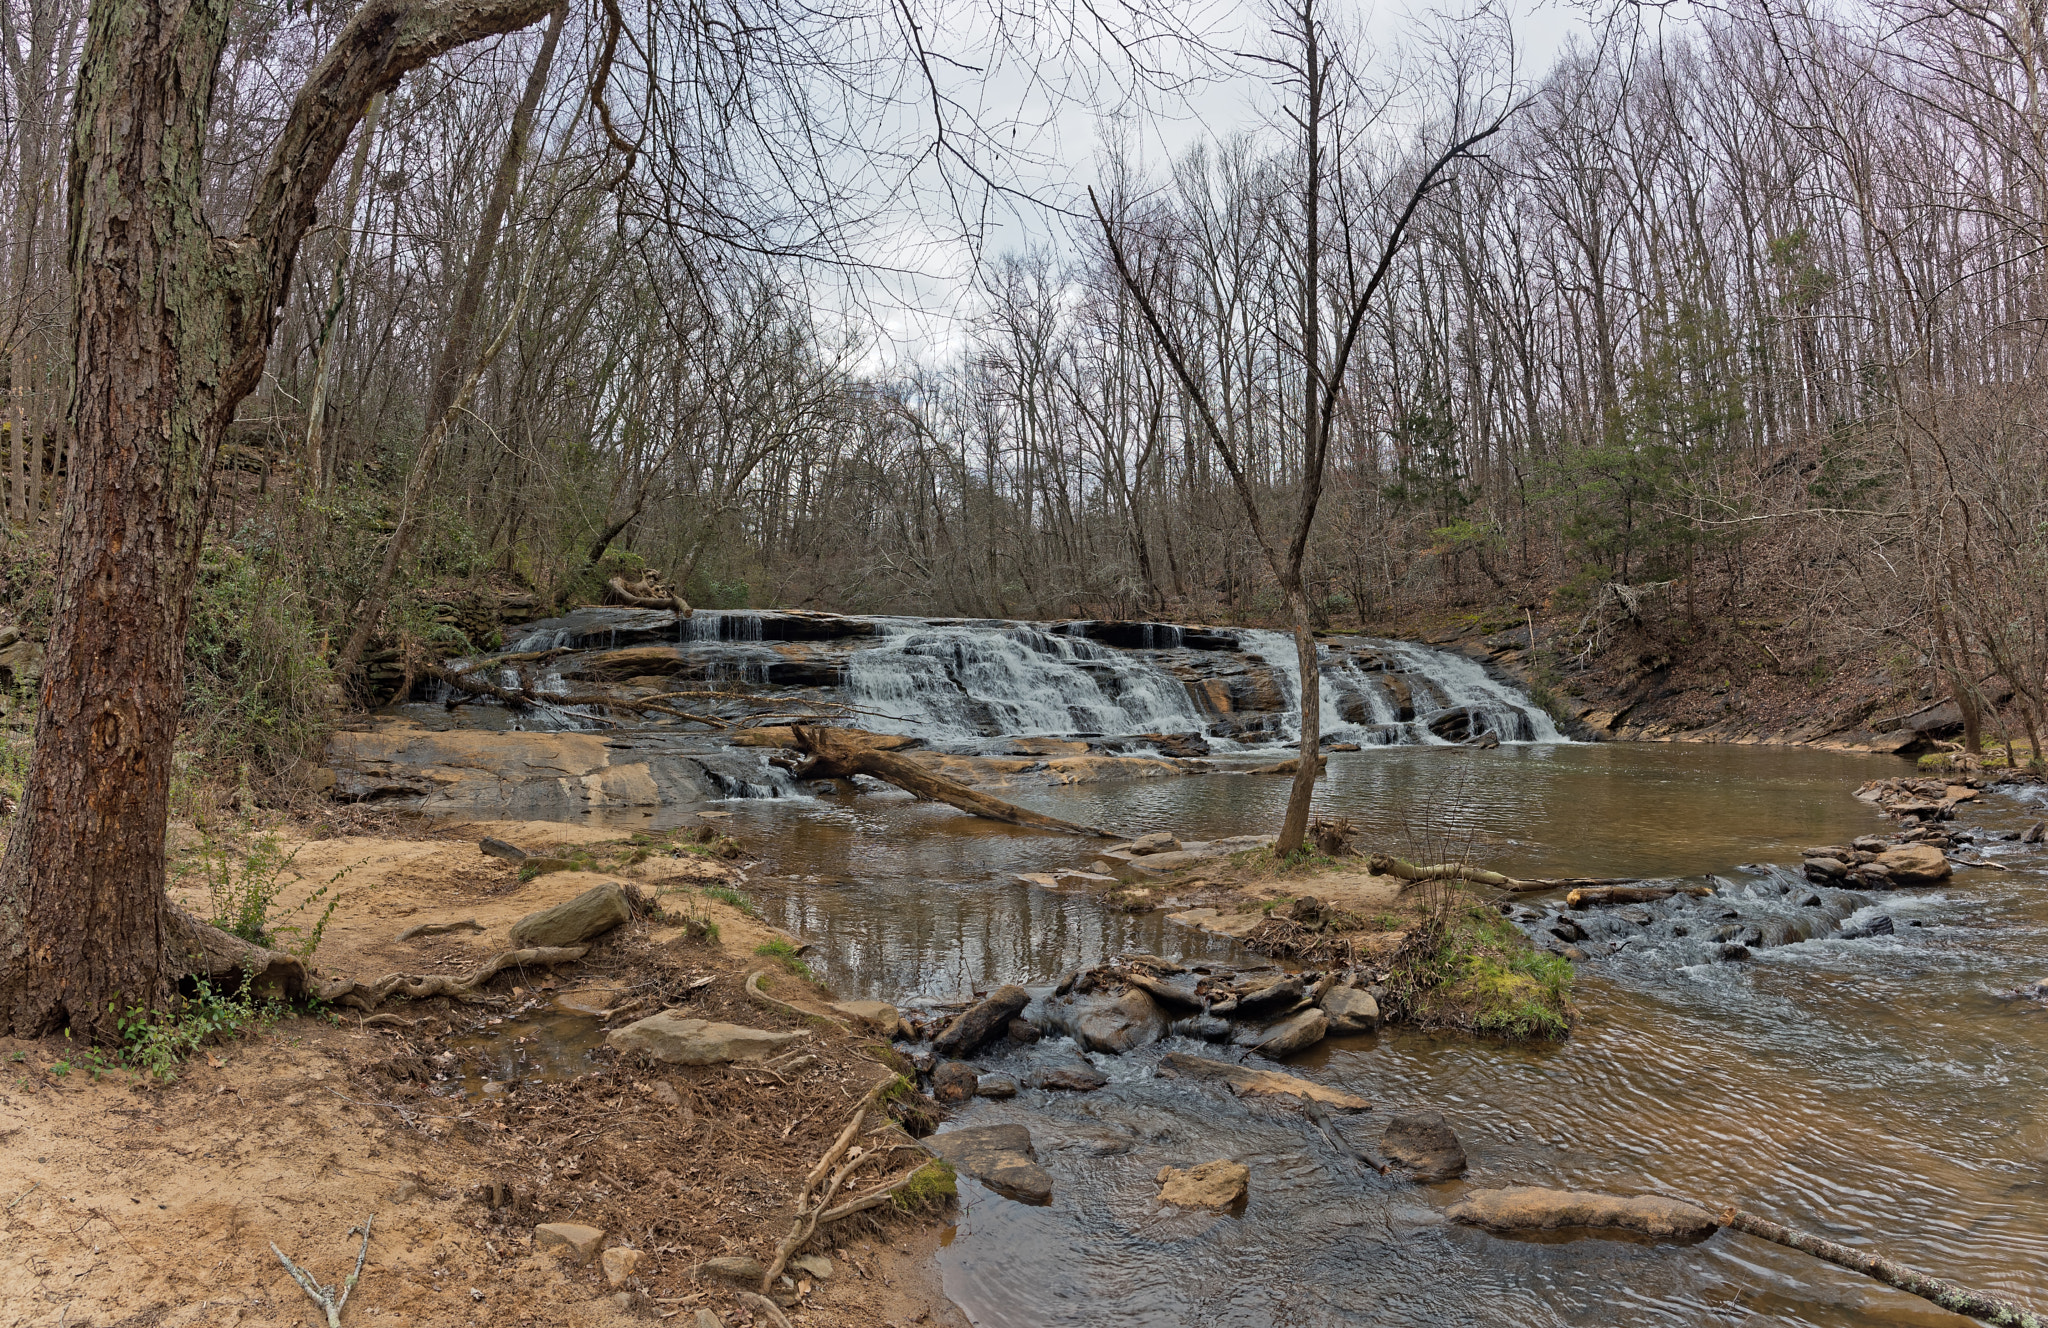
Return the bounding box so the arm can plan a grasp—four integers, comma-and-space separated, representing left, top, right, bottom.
0, 0, 556, 1040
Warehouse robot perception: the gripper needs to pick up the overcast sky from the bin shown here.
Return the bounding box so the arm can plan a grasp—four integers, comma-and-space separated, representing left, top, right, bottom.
830, 0, 1594, 369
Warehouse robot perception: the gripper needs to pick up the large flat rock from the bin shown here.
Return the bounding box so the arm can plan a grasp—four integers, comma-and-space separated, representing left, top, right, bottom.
606, 1013, 805, 1065
1447, 1187, 1719, 1242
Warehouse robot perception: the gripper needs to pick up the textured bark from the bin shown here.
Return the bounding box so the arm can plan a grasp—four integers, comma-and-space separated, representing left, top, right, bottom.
0, 0, 556, 1039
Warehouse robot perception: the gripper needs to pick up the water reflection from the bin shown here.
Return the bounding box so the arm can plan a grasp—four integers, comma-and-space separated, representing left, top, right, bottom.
694, 744, 2048, 1327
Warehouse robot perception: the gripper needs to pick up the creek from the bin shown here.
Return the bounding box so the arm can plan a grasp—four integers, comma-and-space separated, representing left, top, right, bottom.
398, 613, 2048, 1326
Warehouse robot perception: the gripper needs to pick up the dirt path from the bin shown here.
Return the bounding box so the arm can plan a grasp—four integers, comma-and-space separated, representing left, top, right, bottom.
0, 819, 967, 1328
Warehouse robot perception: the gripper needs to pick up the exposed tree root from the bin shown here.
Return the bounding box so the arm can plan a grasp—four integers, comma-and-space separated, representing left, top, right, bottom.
1723, 1207, 2044, 1327
760, 1076, 916, 1293
790, 724, 1119, 837
744, 968, 846, 1031
314, 946, 589, 1010
271, 1214, 373, 1328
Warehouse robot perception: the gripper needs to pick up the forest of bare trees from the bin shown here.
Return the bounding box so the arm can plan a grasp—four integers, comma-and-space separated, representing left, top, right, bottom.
4, 0, 2046, 771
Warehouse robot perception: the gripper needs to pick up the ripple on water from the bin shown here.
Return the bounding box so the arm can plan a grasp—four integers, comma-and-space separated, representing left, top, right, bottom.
692, 748, 2048, 1326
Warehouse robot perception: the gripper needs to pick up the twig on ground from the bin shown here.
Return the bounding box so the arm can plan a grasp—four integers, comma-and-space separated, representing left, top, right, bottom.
272, 1214, 374, 1328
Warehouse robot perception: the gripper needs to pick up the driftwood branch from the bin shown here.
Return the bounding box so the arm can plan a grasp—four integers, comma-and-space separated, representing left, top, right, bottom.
790, 725, 1118, 837
1367, 854, 1641, 895
1567, 885, 1713, 907
761, 1076, 913, 1293
1724, 1207, 2045, 1327
271, 1214, 374, 1328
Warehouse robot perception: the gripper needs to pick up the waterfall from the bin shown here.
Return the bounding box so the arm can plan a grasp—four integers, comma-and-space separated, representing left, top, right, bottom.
428, 610, 1564, 751
1240, 629, 1562, 747
846, 620, 1216, 741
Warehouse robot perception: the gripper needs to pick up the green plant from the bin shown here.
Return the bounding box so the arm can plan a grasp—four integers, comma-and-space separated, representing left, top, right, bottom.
117, 975, 282, 1082
183, 542, 337, 775
1385, 903, 1572, 1040
702, 885, 756, 916
892, 1159, 957, 1211
48, 1059, 69, 1078
184, 832, 348, 958
754, 937, 812, 978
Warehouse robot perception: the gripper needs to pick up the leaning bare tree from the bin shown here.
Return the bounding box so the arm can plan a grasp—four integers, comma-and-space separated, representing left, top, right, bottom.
0, 0, 561, 1038
1094, 0, 1510, 855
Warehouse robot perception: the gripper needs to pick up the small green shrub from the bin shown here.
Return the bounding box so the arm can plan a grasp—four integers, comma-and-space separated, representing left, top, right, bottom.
185, 832, 347, 958
703, 885, 756, 916
893, 1160, 958, 1210
118, 975, 282, 1082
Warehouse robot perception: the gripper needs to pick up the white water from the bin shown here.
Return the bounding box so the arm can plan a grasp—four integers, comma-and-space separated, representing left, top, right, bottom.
1240, 629, 1565, 747
846, 621, 1216, 741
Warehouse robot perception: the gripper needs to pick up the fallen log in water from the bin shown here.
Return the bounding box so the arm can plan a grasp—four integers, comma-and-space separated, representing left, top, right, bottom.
1366, 854, 1641, 894
1723, 1207, 2045, 1328
789, 725, 1118, 837
1567, 885, 1714, 908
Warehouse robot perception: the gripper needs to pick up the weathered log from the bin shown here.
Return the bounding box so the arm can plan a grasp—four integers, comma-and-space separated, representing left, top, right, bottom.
1567, 885, 1713, 908
606, 574, 692, 616
1724, 1207, 2044, 1328
789, 725, 1118, 837
479, 837, 530, 863
1370, 854, 1519, 890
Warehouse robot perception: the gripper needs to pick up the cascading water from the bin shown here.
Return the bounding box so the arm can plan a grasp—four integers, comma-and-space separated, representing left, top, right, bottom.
1239, 629, 1563, 747
410, 609, 1566, 756
845, 620, 1217, 742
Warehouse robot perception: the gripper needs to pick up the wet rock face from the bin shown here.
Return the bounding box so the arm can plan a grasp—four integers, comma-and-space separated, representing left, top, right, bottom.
934, 984, 1032, 1058
1447, 1187, 1719, 1242
1041, 986, 1169, 1055
1025, 1060, 1110, 1092
926, 1124, 1054, 1204
1380, 1112, 1467, 1181
1233, 1008, 1329, 1060
932, 1060, 980, 1104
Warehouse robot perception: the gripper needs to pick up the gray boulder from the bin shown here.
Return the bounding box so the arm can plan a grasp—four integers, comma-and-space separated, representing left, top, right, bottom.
932, 1060, 979, 1104
1380, 1112, 1466, 1181
509, 882, 633, 947
1025, 1060, 1109, 1091
933, 984, 1032, 1058
1319, 985, 1379, 1034
925, 1124, 1054, 1205
1235, 1007, 1328, 1059
1042, 986, 1168, 1054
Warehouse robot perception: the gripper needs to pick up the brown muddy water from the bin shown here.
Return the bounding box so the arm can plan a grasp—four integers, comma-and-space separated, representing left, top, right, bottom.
600, 743, 2048, 1326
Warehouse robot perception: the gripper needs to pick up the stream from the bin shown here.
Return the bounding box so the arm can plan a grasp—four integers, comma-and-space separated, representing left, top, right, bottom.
401, 614, 2048, 1325
703, 747, 2048, 1328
